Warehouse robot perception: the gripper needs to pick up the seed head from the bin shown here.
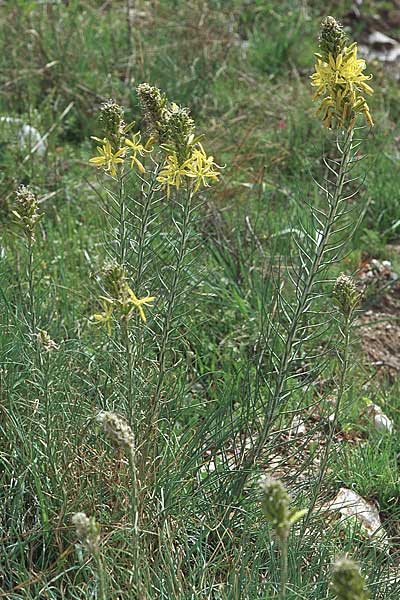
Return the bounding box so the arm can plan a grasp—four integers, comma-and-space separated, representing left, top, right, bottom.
319, 16, 347, 59
332, 273, 361, 317
97, 411, 135, 452
331, 557, 370, 600
72, 512, 100, 555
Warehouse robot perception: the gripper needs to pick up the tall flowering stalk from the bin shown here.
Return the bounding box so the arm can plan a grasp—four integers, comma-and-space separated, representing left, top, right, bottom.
233, 17, 374, 499
135, 83, 221, 475
89, 99, 151, 266
303, 274, 361, 529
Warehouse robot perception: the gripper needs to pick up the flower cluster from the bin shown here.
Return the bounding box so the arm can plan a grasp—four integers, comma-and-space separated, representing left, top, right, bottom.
89, 99, 151, 178
137, 83, 221, 197
91, 263, 155, 333
97, 411, 135, 452
157, 142, 220, 198
332, 273, 361, 318
331, 556, 370, 600
72, 512, 100, 555
89, 87, 221, 194
259, 476, 306, 543
311, 17, 374, 129
12, 185, 42, 241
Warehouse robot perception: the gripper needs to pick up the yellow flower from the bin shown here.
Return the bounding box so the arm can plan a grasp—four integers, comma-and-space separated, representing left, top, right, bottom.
91, 298, 114, 335
124, 133, 151, 173
185, 143, 221, 192
89, 138, 126, 177
311, 42, 374, 128
127, 288, 155, 323
157, 153, 190, 198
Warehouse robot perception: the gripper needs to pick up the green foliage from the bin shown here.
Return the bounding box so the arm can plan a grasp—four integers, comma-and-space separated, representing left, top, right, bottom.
0, 2, 399, 599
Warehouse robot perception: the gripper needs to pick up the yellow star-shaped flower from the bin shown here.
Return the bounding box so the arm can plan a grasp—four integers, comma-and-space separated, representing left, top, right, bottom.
157, 153, 190, 198
127, 288, 155, 323
124, 133, 151, 173
89, 138, 126, 177
185, 143, 221, 192
91, 297, 114, 335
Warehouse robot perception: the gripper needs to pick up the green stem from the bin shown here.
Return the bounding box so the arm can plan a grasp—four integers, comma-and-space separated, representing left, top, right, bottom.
280, 539, 288, 600
128, 448, 142, 596
233, 128, 355, 499
118, 174, 127, 266
154, 185, 193, 409
94, 553, 107, 600
121, 317, 135, 426
301, 310, 352, 535
27, 234, 36, 334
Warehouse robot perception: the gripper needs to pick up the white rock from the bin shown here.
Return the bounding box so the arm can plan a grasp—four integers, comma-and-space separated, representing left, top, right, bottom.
0, 116, 46, 156
326, 488, 383, 538
364, 403, 394, 434
289, 415, 306, 437
362, 31, 400, 63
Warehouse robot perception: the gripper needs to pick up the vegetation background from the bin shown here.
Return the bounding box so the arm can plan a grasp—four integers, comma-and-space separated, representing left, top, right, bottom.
0, 1, 399, 598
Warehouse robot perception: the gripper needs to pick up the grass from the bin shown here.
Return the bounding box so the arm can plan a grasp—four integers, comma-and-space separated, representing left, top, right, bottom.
1, 1, 400, 598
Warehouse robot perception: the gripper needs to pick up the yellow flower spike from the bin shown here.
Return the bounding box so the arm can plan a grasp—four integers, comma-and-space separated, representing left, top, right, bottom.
91, 298, 114, 336
124, 133, 151, 173
311, 40, 374, 129
127, 288, 155, 323
89, 138, 126, 177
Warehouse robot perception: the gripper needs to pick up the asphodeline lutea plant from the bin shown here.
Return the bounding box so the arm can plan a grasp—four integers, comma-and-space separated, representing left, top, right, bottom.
91, 263, 155, 334
259, 476, 306, 600
89, 99, 152, 179
311, 16, 374, 129
137, 83, 221, 198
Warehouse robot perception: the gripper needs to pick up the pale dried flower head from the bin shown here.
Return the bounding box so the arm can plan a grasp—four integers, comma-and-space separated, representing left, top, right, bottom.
36, 328, 59, 351
13, 185, 42, 240
97, 411, 135, 452
71, 512, 100, 555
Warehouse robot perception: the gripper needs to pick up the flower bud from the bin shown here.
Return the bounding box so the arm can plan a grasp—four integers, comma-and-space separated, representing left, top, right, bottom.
99, 99, 125, 149
137, 83, 167, 141
259, 476, 306, 542
319, 16, 347, 59
331, 557, 370, 600
101, 263, 128, 300
332, 273, 361, 317
163, 103, 195, 162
